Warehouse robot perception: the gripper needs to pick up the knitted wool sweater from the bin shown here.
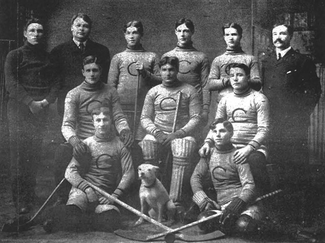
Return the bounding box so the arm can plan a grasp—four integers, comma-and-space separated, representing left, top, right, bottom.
62, 81, 129, 141
65, 134, 134, 194
162, 44, 210, 112
141, 81, 201, 135
5, 41, 59, 105
205, 89, 269, 155
191, 145, 256, 205
209, 48, 261, 103
108, 45, 161, 108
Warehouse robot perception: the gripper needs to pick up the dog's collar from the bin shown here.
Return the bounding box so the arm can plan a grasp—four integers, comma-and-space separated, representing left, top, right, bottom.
144, 178, 157, 188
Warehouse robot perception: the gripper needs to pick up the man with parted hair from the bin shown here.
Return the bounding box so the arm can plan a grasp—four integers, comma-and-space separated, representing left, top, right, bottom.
208, 22, 261, 114
5, 18, 59, 214
261, 23, 321, 178
108, 20, 161, 168
140, 56, 201, 212
162, 18, 210, 125
200, 63, 270, 196
53, 55, 132, 206
191, 118, 262, 235
50, 13, 110, 117
41, 103, 134, 233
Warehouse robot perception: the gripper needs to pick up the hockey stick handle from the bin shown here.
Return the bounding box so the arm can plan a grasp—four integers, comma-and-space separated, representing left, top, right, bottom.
87, 181, 171, 231
147, 189, 283, 241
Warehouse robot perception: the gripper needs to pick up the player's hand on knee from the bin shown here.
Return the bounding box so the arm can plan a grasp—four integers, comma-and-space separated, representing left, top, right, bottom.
85, 187, 98, 203
162, 130, 185, 147
155, 131, 168, 145
233, 146, 253, 164
162, 134, 176, 147
98, 192, 118, 205
199, 142, 211, 157
201, 198, 221, 212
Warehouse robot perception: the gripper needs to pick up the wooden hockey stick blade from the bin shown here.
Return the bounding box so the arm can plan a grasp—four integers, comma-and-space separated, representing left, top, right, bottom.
146, 189, 282, 241
146, 210, 223, 241
167, 230, 225, 242
114, 228, 224, 242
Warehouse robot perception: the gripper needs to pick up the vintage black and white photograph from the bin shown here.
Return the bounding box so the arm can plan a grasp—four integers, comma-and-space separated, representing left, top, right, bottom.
0, 0, 324, 242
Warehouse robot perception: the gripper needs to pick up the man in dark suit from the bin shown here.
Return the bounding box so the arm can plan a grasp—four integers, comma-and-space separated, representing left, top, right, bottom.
261, 24, 321, 181
50, 13, 110, 116
50, 13, 110, 206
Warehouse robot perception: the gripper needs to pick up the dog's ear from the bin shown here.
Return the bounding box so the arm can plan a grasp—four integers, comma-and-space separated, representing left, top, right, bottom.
153, 165, 160, 176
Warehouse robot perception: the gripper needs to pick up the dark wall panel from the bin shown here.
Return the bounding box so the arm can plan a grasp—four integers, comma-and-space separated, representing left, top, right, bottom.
46, 0, 253, 61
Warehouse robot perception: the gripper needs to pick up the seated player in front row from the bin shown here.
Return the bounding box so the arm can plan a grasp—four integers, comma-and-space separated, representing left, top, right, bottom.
53, 55, 133, 206
42, 104, 135, 232
191, 119, 264, 235
200, 63, 270, 196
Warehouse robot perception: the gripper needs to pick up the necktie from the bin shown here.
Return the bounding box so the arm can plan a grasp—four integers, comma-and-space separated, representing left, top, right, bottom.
278, 53, 281, 60
79, 43, 85, 53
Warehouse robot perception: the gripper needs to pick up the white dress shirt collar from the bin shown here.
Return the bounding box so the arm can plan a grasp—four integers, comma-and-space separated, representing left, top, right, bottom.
276, 46, 291, 59
72, 38, 87, 48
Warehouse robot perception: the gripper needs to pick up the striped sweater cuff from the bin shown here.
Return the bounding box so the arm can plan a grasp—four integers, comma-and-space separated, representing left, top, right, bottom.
248, 140, 260, 150
113, 188, 124, 198
193, 191, 208, 205
77, 181, 90, 192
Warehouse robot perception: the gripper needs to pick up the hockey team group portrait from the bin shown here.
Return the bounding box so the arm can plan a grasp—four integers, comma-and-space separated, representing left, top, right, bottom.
0, 0, 325, 242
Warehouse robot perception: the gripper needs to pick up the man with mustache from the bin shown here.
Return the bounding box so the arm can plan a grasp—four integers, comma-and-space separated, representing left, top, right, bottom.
261, 24, 321, 183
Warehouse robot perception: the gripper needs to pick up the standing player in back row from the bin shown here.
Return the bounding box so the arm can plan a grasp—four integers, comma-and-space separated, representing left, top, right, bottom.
162, 18, 210, 125
208, 23, 261, 119
108, 20, 161, 167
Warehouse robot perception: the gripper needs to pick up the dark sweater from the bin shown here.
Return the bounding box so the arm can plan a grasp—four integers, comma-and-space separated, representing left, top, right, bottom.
5, 41, 59, 105
50, 39, 110, 115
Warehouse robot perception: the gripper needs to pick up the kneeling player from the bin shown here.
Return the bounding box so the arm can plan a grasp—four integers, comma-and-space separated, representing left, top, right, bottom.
191, 119, 263, 235
43, 104, 135, 232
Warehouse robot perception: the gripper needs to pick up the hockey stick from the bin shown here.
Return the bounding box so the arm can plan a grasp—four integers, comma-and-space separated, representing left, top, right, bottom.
162, 91, 182, 184
2, 178, 66, 232
146, 189, 283, 242
87, 181, 224, 242
133, 71, 141, 137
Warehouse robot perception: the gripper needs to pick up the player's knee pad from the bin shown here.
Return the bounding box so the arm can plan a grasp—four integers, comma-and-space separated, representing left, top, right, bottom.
171, 137, 196, 161
235, 214, 258, 234
139, 139, 158, 162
